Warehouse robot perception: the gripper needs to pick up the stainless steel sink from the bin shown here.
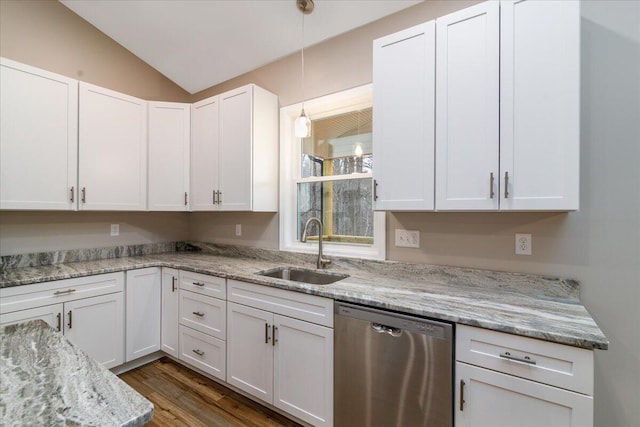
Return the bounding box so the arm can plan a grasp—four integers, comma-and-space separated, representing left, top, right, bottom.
256, 267, 348, 285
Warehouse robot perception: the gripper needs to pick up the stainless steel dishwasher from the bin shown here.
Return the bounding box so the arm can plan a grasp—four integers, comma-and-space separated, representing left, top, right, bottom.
334, 302, 453, 427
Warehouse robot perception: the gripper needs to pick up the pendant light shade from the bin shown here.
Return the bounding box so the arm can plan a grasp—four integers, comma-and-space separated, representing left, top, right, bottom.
295, 0, 314, 139
295, 108, 311, 138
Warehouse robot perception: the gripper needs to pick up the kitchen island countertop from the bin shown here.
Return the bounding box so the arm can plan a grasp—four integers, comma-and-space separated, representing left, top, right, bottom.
0, 243, 608, 350
0, 320, 153, 427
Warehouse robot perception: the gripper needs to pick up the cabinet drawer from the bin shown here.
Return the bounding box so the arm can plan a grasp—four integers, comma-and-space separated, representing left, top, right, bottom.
456, 324, 593, 395
179, 290, 226, 340
227, 280, 333, 327
179, 271, 226, 299
179, 325, 226, 381
0, 272, 125, 314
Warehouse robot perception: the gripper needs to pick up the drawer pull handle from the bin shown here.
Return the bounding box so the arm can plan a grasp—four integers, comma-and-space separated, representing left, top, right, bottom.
499, 351, 536, 365
193, 281, 205, 287
192, 311, 205, 317
54, 288, 76, 296
192, 349, 204, 356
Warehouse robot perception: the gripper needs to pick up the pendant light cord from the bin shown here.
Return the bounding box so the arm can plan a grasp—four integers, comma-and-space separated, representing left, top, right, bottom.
301, 11, 306, 108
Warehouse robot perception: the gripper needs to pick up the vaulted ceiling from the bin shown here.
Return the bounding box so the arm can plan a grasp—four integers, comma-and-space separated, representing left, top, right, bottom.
60, 0, 422, 94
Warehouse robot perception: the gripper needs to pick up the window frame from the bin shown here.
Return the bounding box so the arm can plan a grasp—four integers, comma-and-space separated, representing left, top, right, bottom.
279, 84, 386, 260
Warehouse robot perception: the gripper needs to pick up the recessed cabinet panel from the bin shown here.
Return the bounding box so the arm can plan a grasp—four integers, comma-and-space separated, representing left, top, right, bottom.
0, 303, 64, 331
500, 0, 580, 210
148, 102, 190, 211
0, 58, 78, 210
191, 96, 220, 211
373, 22, 436, 211
435, 1, 500, 210
79, 82, 147, 210
125, 268, 161, 362
179, 325, 226, 381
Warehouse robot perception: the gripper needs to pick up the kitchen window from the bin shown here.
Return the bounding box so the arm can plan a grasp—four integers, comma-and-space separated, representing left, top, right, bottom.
280, 84, 385, 260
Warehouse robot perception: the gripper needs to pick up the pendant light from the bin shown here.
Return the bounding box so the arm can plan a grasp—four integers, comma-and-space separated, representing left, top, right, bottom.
294, 0, 314, 138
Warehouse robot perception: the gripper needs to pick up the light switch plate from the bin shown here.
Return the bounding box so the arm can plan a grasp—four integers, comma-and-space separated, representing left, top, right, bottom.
395, 229, 420, 248
235, 224, 242, 237
110, 224, 119, 237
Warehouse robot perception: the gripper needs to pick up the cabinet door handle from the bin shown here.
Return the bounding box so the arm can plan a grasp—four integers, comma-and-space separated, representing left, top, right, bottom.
459, 380, 465, 411
272, 325, 278, 347
499, 351, 536, 365
54, 288, 76, 296
192, 311, 205, 317
490, 173, 495, 199
213, 190, 216, 204
265, 323, 270, 344
504, 172, 509, 199
373, 180, 379, 201
192, 349, 204, 356
67, 310, 72, 329
218, 191, 222, 204
70, 186, 75, 203
81, 187, 86, 203
184, 192, 188, 206
56, 312, 62, 332
172, 276, 177, 292
193, 281, 205, 287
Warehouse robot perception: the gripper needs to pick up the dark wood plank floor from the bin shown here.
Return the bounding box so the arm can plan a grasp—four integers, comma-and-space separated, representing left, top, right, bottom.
119, 357, 302, 427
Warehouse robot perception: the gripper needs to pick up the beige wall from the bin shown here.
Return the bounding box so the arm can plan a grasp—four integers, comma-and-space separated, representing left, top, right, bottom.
0, 0, 190, 101
0, 211, 188, 255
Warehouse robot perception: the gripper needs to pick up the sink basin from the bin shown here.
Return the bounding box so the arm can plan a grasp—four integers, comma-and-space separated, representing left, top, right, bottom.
256, 267, 348, 285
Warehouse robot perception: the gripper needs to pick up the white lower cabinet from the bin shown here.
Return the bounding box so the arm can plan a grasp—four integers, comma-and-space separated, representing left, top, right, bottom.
0, 272, 125, 369
125, 268, 161, 362
177, 270, 227, 381
179, 324, 226, 381
161, 268, 180, 357
456, 324, 594, 427
227, 280, 334, 427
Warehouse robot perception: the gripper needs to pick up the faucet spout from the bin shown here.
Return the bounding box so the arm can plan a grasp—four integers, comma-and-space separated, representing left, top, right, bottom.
301, 217, 331, 269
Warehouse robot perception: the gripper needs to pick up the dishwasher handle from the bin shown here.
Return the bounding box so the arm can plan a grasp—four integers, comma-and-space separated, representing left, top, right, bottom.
371, 322, 403, 337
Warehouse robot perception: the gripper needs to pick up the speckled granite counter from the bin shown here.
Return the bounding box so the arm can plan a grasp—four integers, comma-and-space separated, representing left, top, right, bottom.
0, 320, 153, 426
0, 243, 608, 350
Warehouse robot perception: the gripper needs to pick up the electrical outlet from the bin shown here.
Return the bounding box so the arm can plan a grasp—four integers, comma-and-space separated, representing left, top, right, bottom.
515, 233, 532, 255
395, 229, 420, 248
235, 224, 242, 237
110, 224, 119, 237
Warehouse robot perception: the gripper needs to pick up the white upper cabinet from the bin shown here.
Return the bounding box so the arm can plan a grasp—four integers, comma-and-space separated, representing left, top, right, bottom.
148, 102, 190, 211
0, 58, 78, 210
435, 0, 580, 211
191, 84, 278, 212
435, 1, 500, 211
79, 82, 147, 210
500, 0, 580, 210
191, 95, 220, 211
373, 21, 436, 211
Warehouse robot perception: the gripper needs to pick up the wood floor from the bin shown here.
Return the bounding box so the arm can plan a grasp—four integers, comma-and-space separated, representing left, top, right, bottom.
119, 357, 302, 427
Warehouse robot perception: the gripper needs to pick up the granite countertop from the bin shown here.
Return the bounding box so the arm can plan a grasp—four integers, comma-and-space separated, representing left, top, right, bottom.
0, 320, 153, 426
0, 243, 609, 350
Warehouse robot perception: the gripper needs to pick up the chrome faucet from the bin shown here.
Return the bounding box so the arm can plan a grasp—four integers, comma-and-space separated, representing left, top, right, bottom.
301, 217, 331, 269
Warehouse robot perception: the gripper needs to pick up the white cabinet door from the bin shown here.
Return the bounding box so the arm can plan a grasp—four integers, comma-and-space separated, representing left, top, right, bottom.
64, 292, 124, 369
0, 303, 63, 331
148, 102, 190, 211
219, 86, 253, 211
435, 1, 500, 210
0, 58, 78, 210
500, 0, 580, 211
125, 268, 161, 362
373, 21, 436, 211
226, 302, 274, 403
179, 325, 226, 381
274, 314, 333, 427
191, 96, 220, 211
78, 82, 147, 210
179, 290, 226, 340
161, 268, 179, 357
456, 362, 593, 427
